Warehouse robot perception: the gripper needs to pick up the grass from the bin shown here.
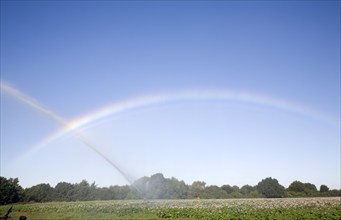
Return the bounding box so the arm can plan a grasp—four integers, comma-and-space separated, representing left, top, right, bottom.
0, 197, 340, 219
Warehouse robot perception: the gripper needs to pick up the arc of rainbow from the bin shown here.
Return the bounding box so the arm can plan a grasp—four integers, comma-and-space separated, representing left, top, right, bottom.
25, 89, 339, 159
2, 80, 339, 162
1, 81, 136, 185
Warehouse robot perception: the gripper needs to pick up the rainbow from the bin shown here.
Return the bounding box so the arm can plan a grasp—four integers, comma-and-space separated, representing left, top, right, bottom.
24, 89, 339, 158
1, 81, 136, 183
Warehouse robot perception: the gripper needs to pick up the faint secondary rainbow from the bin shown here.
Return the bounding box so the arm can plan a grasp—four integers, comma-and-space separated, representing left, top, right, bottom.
23, 89, 339, 159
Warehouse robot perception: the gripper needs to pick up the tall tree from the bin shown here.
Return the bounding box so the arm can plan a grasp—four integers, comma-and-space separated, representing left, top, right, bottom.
240, 185, 254, 196
257, 177, 285, 198
288, 181, 305, 193
73, 180, 91, 201
205, 185, 228, 199
24, 183, 55, 202
287, 181, 318, 197
0, 177, 24, 205
221, 184, 234, 194
55, 182, 75, 201
320, 185, 329, 193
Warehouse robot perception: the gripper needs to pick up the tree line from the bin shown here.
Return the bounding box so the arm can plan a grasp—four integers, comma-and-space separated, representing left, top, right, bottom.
1, 174, 340, 205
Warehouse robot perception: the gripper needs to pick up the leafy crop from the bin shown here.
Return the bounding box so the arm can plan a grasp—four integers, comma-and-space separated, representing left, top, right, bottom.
0, 197, 340, 219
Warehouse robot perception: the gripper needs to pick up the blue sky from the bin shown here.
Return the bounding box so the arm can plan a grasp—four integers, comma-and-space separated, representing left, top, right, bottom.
1, 1, 340, 189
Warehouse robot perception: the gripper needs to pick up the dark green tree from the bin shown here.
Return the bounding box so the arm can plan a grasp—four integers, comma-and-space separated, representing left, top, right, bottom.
73, 180, 91, 201
110, 185, 130, 200
94, 187, 113, 200
240, 185, 253, 195
230, 185, 242, 198
257, 177, 285, 198
303, 183, 318, 196
320, 185, 329, 193
221, 184, 242, 198
24, 183, 55, 202
288, 181, 305, 193
221, 184, 234, 194
328, 189, 341, 197
304, 183, 317, 192
55, 182, 75, 201
0, 177, 24, 205
204, 185, 228, 199
287, 181, 318, 197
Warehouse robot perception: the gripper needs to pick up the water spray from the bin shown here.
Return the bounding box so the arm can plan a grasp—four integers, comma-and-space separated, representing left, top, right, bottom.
0, 81, 137, 187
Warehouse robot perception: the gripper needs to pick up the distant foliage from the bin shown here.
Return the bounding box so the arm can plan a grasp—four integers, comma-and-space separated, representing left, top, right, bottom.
0, 175, 340, 204
24, 183, 56, 202
287, 180, 320, 197
257, 177, 285, 198
0, 177, 24, 205
320, 184, 329, 193
132, 173, 189, 199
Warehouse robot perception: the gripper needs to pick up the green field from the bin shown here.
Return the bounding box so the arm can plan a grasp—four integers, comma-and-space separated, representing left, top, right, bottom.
1, 197, 340, 220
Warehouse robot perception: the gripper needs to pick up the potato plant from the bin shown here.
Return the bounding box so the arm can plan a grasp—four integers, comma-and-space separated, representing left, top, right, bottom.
0, 197, 340, 219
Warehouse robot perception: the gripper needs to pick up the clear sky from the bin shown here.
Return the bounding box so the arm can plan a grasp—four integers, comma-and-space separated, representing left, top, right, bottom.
1, 1, 340, 189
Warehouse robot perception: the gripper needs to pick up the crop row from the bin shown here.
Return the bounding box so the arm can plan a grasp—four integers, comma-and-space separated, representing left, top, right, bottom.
0, 197, 340, 219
